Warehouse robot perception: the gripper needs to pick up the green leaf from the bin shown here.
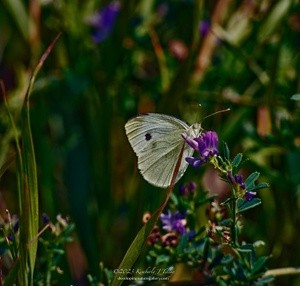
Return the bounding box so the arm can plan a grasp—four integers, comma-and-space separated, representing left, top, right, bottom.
18, 103, 39, 285
232, 153, 243, 168
247, 182, 269, 192
291, 94, 300, 101
245, 172, 260, 188
2, 0, 30, 41
252, 256, 269, 275
237, 198, 262, 213
15, 35, 61, 286
258, 0, 292, 43
177, 233, 189, 254
223, 142, 230, 160
221, 254, 234, 264
170, 192, 179, 206
3, 259, 20, 286
156, 254, 170, 265
221, 197, 233, 206
201, 237, 210, 261
238, 244, 253, 252
254, 275, 274, 285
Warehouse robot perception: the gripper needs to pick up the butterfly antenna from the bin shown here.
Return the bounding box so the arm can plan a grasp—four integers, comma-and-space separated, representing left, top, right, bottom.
202, 108, 230, 121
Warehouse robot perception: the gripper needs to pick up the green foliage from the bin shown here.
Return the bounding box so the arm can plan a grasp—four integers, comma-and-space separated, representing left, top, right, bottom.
34, 215, 75, 285
134, 135, 270, 285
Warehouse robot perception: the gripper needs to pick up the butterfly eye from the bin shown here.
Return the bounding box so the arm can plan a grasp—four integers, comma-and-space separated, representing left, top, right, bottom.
145, 133, 152, 141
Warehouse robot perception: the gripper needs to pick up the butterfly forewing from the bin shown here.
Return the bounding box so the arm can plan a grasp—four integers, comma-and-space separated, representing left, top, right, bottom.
125, 113, 199, 188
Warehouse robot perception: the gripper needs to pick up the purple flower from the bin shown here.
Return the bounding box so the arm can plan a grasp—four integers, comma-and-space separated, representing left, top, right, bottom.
245, 191, 257, 201
187, 230, 196, 240
7, 232, 14, 242
13, 220, 19, 233
160, 211, 187, 235
179, 181, 197, 196
87, 1, 120, 43
183, 131, 219, 168
228, 172, 257, 201
42, 213, 51, 224
228, 172, 246, 190
199, 20, 210, 36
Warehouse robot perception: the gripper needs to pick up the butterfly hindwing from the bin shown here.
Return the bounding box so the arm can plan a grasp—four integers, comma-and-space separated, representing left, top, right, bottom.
138, 129, 192, 187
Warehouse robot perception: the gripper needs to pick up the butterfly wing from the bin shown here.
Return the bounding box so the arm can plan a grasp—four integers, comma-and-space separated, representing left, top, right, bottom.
125, 113, 195, 188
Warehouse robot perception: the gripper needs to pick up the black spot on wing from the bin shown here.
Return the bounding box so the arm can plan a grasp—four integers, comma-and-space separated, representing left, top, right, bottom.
145, 133, 152, 141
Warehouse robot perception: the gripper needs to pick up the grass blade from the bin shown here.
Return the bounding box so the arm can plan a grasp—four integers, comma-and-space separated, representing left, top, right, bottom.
20, 33, 61, 285
1, 34, 61, 285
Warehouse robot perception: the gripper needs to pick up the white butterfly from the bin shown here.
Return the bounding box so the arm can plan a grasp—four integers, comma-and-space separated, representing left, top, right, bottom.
125, 113, 202, 188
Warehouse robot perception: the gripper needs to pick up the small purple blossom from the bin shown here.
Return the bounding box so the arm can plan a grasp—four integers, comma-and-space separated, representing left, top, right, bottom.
233, 174, 246, 190
13, 220, 19, 233
7, 232, 14, 242
87, 1, 120, 43
179, 182, 197, 196
183, 131, 219, 168
186, 230, 196, 241
42, 213, 51, 224
199, 20, 210, 36
245, 191, 257, 201
160, 210, 187, 235
228, 172, 257, 201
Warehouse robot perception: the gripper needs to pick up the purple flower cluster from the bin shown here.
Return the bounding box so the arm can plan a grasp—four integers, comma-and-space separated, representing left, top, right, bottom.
228, 172, 257, 201
87, 1, 120, 43
160, 210, 187, 235
183, 131, 219, 168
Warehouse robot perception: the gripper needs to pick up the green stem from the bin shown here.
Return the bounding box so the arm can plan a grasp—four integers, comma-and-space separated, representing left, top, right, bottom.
45, 260, 52, 286
231, 198, 238, 247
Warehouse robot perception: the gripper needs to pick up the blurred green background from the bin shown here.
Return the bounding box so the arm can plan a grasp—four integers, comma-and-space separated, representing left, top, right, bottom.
0, 0, 300, 285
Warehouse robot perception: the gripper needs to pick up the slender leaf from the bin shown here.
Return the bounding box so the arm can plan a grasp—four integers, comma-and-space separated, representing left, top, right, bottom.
291, 94, 300, 101
223, 142, 230, 161
237, 198, 262, 213
16, 34, 61, 286
221, 197, 233, 206
255, 275, 275, 285
247, 182, 269, 193
244, 172, 260, 188
19, 97, 39, 285
232, 153, 243, 168
2, 0, 30, 41
3, 259, 20, 286
252, 256, 269, 275
258, 0, 293, 43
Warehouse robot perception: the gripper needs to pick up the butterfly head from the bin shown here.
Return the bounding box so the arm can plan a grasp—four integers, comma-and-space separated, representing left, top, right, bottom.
185, 123, 202, 139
